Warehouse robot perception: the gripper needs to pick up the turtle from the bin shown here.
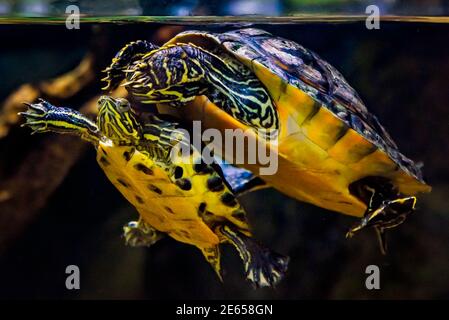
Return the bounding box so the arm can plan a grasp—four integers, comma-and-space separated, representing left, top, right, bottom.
20, 96, 289, 288
102, 28, 431, 254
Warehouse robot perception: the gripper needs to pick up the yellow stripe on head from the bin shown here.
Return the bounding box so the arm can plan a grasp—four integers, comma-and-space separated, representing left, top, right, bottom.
97, 96, 142, 144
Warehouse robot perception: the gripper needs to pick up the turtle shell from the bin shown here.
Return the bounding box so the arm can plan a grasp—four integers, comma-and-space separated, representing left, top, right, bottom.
163, 28, 431, 217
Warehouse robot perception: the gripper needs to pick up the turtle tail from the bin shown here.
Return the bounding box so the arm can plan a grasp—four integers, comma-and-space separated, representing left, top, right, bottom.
102, 40, 159, 90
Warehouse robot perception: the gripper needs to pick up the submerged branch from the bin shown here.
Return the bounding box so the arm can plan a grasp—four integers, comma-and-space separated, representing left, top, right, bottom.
0, 45, 127, 252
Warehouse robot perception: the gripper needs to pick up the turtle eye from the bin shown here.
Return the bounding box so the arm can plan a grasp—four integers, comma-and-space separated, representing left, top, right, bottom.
116, 98, 131, 111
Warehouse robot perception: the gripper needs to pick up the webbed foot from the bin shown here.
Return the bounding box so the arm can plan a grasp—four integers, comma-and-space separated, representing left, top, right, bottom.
217, 225, 289, 288
20, 99, 59, 133
346, 196, 416, 255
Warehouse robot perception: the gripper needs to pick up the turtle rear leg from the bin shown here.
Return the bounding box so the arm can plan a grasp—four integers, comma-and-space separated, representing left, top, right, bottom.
217, 225, 289, 288
123, 218, 164, 247
346, 196, 416, 255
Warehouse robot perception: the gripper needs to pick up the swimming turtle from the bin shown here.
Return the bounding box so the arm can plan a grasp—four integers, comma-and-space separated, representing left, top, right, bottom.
102, 28, 431, 253
20, 96, 289, 288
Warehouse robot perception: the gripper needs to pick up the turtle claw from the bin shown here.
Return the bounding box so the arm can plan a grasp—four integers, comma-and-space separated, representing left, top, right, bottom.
346, 196, 416, 255
345, 218, 367, 239
20, 116, 48, 133
19, 111, 43, 120
21, 98, 101, 143
29, 128, 42, 135
20, 101, 52, 133
21, 99, 54, 118
217, 225, 289, 288
244, 247, 289, 288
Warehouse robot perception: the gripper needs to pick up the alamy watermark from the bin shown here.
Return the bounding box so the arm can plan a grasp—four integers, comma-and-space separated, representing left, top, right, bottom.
65, 5, 80, 30
169, 121, 279, 176
365, 264, 380, 290
65, 264, 80, 290
366, 5, 380, 30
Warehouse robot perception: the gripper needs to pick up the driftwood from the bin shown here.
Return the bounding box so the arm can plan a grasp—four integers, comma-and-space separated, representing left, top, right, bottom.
0, 48, 127, 253
0, 24, 184, 253
0, 54, 95, 139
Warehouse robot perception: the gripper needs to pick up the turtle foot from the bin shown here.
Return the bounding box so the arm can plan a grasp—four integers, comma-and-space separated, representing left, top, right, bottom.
217, 225, 289, 288
20, 99, 57, 133
244, 244, 289, 288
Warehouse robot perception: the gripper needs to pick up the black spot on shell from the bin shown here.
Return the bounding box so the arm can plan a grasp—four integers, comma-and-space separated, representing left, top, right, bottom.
232, 211, 246, 222
194, 162, 214, 174
174, 166, 183, 179
221, 192, 237, 207
165, 206, 174, 214
117, 178, 130, 188
176, 178, 192, 191
134, 163, 153, 175
198, 202, 207, 214
135, 195, 144, 204
148, 184, 162, 195
123, 148, 134, 162
207, 176, 224, 192
99, 156, 110, 166
333, 124, 349, 144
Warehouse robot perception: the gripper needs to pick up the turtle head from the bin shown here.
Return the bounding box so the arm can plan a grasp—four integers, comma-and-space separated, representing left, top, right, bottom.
102, 40, 160, 91
123, 44, 208, 105
97, 96, 142, 145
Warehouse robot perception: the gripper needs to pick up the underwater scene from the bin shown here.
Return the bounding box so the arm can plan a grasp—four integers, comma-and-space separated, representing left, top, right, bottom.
0, 0, 448, 302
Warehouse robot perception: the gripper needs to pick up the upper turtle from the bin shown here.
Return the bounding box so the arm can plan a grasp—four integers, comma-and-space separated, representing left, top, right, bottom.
101, 29, 430, 248
164, 28, 424, 183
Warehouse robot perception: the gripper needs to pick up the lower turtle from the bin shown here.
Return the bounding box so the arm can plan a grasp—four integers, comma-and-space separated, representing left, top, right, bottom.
20, 96, 289, 288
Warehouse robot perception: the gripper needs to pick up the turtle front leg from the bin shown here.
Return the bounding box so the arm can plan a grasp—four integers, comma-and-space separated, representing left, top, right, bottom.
123, 218, 164, 247
216, 225, 289, 288
20, 99, 101, 144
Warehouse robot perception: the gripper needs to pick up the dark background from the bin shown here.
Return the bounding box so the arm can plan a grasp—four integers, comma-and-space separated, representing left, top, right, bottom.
0, 21, 448, 299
